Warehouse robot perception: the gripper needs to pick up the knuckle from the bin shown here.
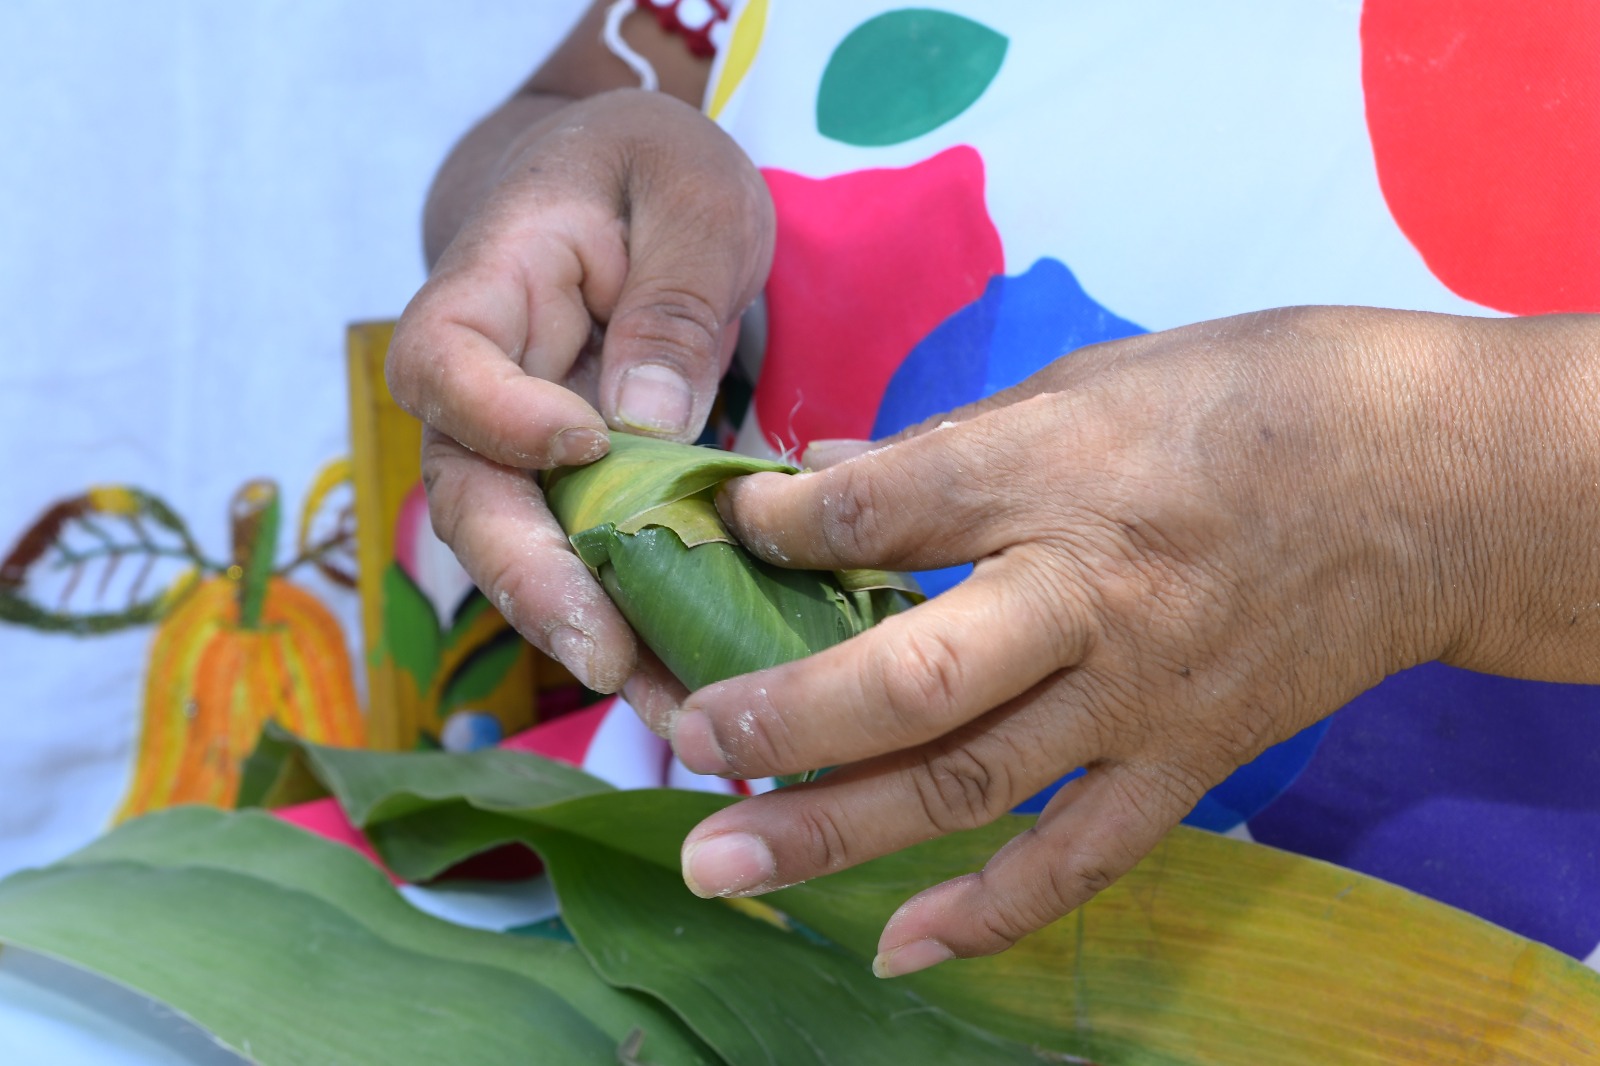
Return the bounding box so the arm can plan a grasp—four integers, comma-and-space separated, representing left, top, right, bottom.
818, 463, 894, 561
973, 879, 1062, 952
383, 326, 421, 409
913, 744, 1013, 834
972, 841, 1129, 953
385, 296, 451, 417
1007, 547, 1097, 665
1126, 759, 1211, 824
1056, 845, 1120, 896
418, 449, 468, 548
877, 624, 966, 726
609, 289, 721, 367
722, 704, 804, 776
1206, 694, 1278, 762
790, 801, 856, 873
478, 554, 535, 638
1049, 852, 1119, 909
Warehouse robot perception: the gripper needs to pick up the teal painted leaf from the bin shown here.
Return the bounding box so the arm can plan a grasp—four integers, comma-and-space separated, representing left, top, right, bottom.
818, 9, 1008, 147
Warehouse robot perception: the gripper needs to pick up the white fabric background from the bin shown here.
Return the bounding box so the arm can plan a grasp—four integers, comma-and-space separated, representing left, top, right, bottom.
0, 11, 590, 1058
0, 1, 587, 882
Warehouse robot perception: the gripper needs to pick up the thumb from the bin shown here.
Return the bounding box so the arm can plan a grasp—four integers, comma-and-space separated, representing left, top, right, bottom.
717, 405, 1037, 574
597, 181, 774, 443
599, 278, 744, 443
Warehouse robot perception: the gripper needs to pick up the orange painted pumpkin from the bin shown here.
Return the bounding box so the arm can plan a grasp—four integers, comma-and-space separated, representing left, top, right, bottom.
114, 481, 364, 821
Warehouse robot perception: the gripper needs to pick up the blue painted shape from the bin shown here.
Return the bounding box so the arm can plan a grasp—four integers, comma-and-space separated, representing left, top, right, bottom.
1250, 662, 1600, 959
1008, 720, 1333, 827
872, 256, 1145, 440
1182, 718, 1333, 830
872, 257, 1328, 831
441, 710, 504, 753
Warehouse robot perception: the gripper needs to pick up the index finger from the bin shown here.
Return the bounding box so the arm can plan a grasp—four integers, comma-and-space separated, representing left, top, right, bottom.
717, 396, 1062, 573
387, 238, 613, 470
670, 558, 1095, 779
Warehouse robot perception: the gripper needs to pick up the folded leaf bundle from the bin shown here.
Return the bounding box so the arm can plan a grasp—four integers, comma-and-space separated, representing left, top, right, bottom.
544, 433, 917, 695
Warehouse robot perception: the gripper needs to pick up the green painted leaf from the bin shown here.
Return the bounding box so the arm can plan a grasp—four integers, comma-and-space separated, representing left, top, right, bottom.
236, 488, 281, 630
0, 486, 210, 635
445, 588, 493, 645
817, 9, 1008, 147
439, 628, 523, 714
379, 561, 442, 693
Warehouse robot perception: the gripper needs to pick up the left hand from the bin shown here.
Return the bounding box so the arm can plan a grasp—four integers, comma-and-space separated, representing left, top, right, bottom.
663, 307, 1517, 978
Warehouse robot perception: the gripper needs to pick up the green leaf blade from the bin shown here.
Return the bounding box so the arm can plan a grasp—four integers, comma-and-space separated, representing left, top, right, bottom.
546, 434, 915, 702
31, 805, 720, 1066
0, 861, 614, 1065
531, 828, 1048, 1066
600, 527, 825, 691
545, 433, 793, 538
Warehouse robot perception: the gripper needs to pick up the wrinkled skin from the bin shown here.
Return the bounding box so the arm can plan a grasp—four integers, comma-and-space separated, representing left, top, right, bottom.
391, 44, 1600, 977
669, 308, 1600, 976
387, 89, 773, 698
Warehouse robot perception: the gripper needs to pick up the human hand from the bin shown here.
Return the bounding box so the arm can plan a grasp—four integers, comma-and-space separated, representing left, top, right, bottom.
667, 307, 1508, 977
386, 89, 774, 696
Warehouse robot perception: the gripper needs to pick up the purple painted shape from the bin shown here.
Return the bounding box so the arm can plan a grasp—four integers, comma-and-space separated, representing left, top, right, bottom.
1249, 661, 1600, 959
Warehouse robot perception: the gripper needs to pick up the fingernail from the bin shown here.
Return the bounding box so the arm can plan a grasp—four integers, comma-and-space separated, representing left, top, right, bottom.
551, 428, 607, 467
872, 938, 953, 979
549, 627, 595, 689
801, 438, 873, 469
670, 709, 728, 775
617, 364, 693, 436
682, 832, 775, 898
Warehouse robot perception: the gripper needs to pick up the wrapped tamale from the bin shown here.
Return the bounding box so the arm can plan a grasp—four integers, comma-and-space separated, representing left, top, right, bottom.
544, 433, 918, 694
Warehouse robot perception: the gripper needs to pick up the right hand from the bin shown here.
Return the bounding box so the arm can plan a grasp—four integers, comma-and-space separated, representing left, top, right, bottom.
386, 88, 775, 702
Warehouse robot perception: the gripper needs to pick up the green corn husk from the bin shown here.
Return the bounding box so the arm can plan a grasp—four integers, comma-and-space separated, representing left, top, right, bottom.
544, 433, 918, 700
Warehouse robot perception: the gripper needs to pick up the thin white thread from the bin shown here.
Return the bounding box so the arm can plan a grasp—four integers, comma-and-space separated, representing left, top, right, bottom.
602, 0, 660, 92
767, 392, 805, 465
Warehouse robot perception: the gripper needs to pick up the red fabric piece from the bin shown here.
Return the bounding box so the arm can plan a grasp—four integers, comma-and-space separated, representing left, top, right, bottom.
1362, 0, 1600, 313
637, 0, 729, 59
501, 699, 612, 762
755, 147, 1004, 454
275, 799, 401, 883
271, 702, 615, 881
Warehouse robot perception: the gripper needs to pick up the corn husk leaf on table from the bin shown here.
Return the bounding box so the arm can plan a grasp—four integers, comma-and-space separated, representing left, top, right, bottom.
3, 731, 1599, 1065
